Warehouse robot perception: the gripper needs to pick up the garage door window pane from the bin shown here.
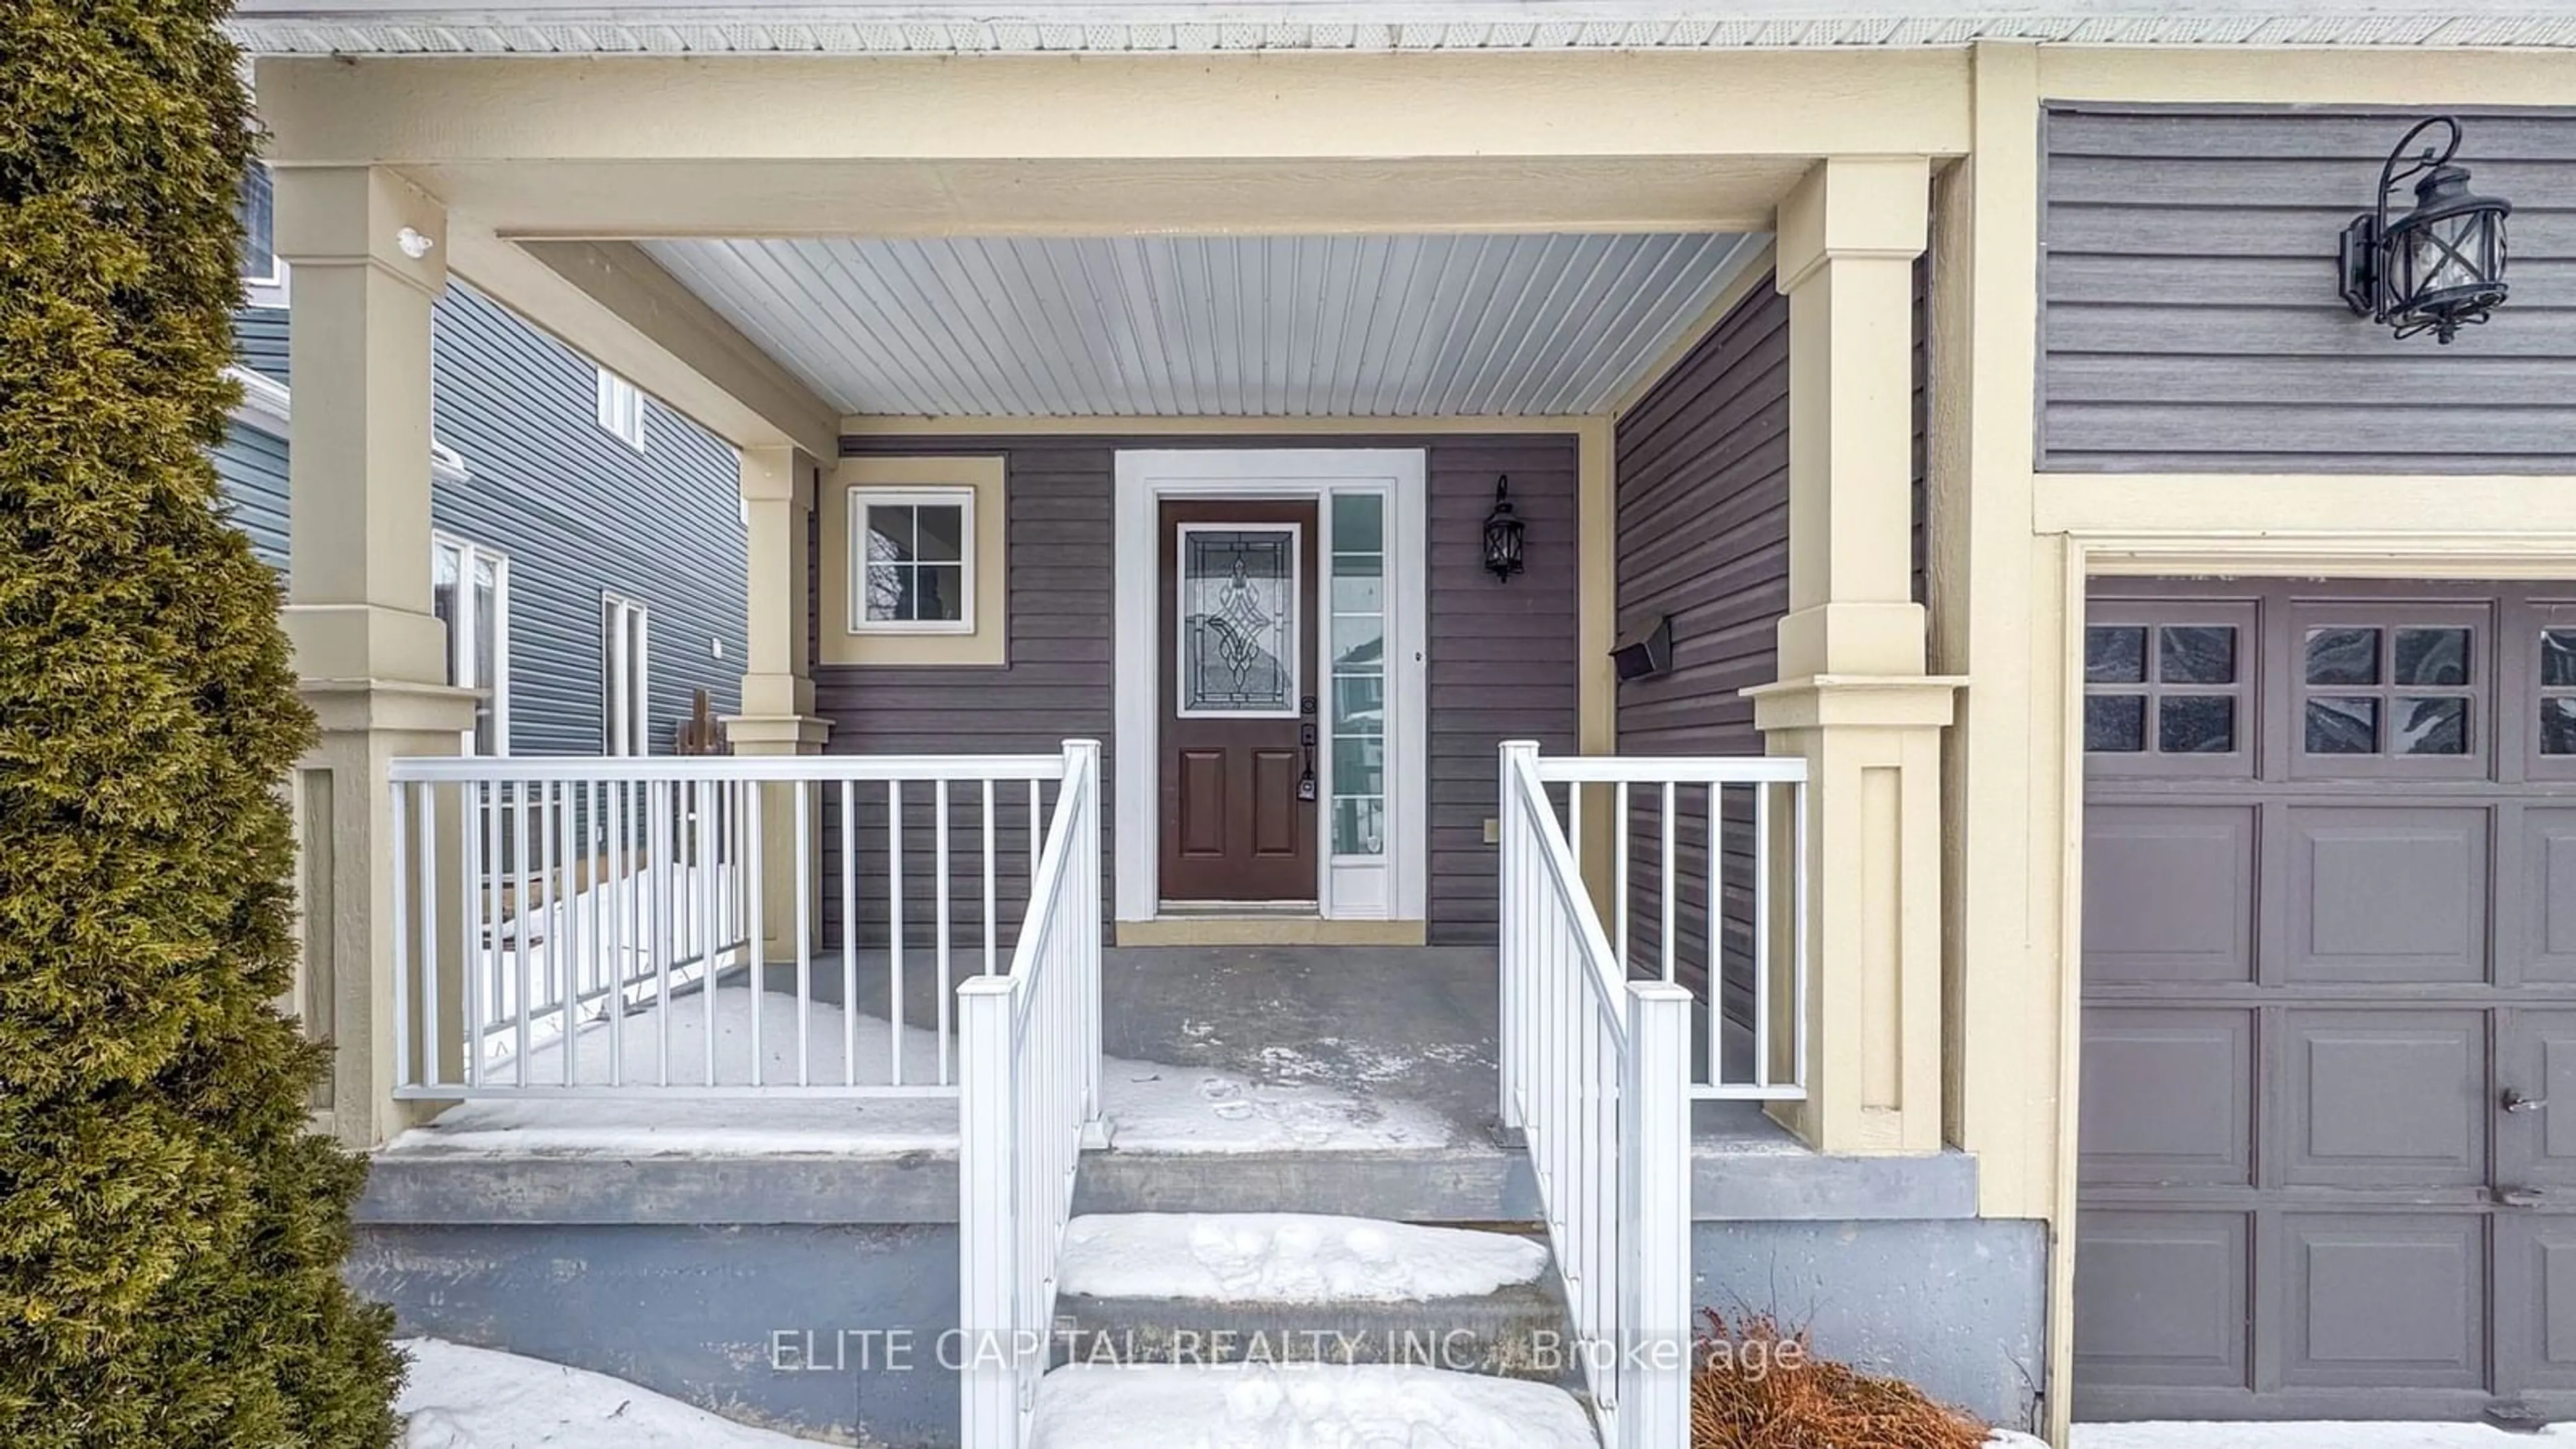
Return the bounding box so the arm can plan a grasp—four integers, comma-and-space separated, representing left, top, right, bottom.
2160, 696, 2236, 754
2307, 696, 2381, 754
2544, 630, 2576, 689
2394, 628, 2472, 687
2160, 626, 2237, 685
2088, 627, 2147, 684
2088, 695, 2147, 753
2396, 696, 2470, 755
2544, 698, 2576, 755
2306, 628, 2382, 686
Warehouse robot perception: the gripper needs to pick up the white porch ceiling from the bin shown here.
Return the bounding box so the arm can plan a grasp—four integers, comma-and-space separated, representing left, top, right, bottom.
641, 233, 1764, 418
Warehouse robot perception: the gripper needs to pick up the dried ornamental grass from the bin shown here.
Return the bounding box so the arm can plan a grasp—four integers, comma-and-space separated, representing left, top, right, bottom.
1689, 1310, 1991, 1449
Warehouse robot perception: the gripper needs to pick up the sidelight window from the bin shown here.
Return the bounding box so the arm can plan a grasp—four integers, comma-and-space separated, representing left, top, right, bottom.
1330, 494, 1387, 857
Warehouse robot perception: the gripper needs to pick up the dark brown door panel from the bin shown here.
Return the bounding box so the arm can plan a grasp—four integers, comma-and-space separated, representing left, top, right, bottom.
1158, 500, 1318, 903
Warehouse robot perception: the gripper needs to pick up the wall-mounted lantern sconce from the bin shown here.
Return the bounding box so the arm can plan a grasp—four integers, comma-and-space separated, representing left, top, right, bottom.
2339, 116, 2512, 344
1481, 476, 1525, 582
1611, 614, 1674, 683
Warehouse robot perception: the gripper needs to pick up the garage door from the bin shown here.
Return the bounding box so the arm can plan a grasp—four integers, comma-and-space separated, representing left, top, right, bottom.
2076, 580, 2576, 1422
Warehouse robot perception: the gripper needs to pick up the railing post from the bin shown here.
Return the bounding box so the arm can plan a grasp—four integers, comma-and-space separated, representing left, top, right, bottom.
1065, 739, 1106, 1138
957, 973, 1019, 1449
1620, 981, 1694, 1449
1497, 740, 1540, 1132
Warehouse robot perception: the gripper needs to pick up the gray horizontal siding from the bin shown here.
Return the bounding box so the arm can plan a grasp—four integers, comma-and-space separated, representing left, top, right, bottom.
2041, 105, 2576, 473
816, 433, 1581, 948
211, 286, 748, 756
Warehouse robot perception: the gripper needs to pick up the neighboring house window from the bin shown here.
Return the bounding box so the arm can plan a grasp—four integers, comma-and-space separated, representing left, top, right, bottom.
235, 162, 286, 305
432, 536, 510, 755
602, 594, 650, 755
850, 488, 973, 633
594, 367, 647, 451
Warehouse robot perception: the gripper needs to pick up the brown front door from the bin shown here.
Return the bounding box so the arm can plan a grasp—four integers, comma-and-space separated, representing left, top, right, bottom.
1158, 500, 1319, 904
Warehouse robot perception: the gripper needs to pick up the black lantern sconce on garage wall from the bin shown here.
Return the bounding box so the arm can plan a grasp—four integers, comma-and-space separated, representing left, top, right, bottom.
2339, 116, 2514, 344
1482, 476, 1526, 582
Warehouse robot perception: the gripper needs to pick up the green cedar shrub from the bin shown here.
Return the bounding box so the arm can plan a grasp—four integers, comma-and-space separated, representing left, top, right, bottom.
0, 3, 405, 1444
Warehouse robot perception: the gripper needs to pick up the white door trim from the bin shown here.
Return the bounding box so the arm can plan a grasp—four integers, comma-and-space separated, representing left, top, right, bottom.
1114, 448, 1430, 924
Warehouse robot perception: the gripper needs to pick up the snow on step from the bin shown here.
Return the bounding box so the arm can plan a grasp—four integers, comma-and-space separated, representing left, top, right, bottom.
398, 1338, 826, 1448
1059, 1213, 1549, 1305
1030, 1363, 1598, 1449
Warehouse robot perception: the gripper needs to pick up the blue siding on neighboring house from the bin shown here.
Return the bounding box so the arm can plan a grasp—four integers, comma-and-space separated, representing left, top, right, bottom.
220, 284, 747, 756
237, 305, 290, 383
213, 420, 292, 571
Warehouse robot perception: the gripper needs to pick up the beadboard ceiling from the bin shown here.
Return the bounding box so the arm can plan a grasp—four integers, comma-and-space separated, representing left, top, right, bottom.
641, 232, 1764, 419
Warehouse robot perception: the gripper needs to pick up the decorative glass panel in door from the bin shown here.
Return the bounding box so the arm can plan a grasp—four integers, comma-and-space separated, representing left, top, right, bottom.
1179, 527, 1300, 716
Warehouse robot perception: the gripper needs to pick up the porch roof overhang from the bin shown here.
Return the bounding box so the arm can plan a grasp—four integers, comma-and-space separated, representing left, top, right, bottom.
229, 1, 2576, 56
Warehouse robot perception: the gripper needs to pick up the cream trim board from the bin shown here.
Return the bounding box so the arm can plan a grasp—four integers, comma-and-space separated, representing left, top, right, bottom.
2036, 473, 2576, 547
818, 455, 1007, 667
845, 415, 1607, 438
2038, 45, 2576, 107
1112, 448, 1430, 926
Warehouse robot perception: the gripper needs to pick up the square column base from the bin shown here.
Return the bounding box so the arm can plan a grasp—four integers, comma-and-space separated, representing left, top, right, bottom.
1747, 674, 1963, 1155
721, 713, 830, 953
296, 677, 480, 1149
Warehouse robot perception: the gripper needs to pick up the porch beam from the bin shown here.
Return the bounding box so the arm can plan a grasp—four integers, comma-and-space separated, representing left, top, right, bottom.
1748, 155, 1958, 1159
274, 164, 478, 1148
442, 228, 839, 458
256, 51, 1970, 166
252, 51, 1965, 237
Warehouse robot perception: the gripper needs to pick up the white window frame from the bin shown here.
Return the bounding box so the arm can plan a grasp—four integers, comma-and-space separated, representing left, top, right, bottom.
848, 486, 977, 636
431, 533, 511, 757
238, 161, 289, 307
594, 367, 647, 451
602, 592, 651, 756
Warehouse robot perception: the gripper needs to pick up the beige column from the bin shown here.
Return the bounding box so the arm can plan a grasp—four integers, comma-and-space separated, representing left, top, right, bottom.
275, 165, 477, 1148
724, 445, 831, 951
1747, 156, 1960, 1156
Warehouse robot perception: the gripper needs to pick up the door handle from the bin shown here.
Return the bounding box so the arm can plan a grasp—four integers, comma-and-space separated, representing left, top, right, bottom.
2496, 1186, 2548, 1209
2504, 1089, 2548, 1115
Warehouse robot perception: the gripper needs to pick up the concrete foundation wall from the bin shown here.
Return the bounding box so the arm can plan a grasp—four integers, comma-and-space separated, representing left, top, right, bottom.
1693, 1217, 2049, 1434
350, 1223, 963, 1448
350, 1211, 2047, 1446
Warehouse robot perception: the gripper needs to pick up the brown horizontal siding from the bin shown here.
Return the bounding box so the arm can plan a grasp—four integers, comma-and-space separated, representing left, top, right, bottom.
816, 433, 1581, 948
1611, 280, 1790, 1007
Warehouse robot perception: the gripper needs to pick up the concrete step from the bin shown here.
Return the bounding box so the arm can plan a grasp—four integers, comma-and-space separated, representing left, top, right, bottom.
1049, 1213, 1574, 1383
1028, 1362, 1601, 1449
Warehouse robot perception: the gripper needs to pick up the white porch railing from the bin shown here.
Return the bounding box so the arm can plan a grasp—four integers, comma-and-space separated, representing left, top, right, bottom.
957, 739, 1104, 1449
1529, 751, 1813, 1100
385, 749, 1074, 1097
1497, 741, 1810, 1449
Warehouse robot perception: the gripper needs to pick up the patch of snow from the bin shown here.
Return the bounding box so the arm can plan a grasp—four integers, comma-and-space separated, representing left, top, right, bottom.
2069, 1426, 2576, 1448
1101, 1058, 1457, 1153
398, 1338, 828, 1447
1059, 1214, 1547, 1304
1028, 1363, 1598, 1449
388, 984, 1462, 1157
382, 1094, 959, 1158
488, 977, 950, 1089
